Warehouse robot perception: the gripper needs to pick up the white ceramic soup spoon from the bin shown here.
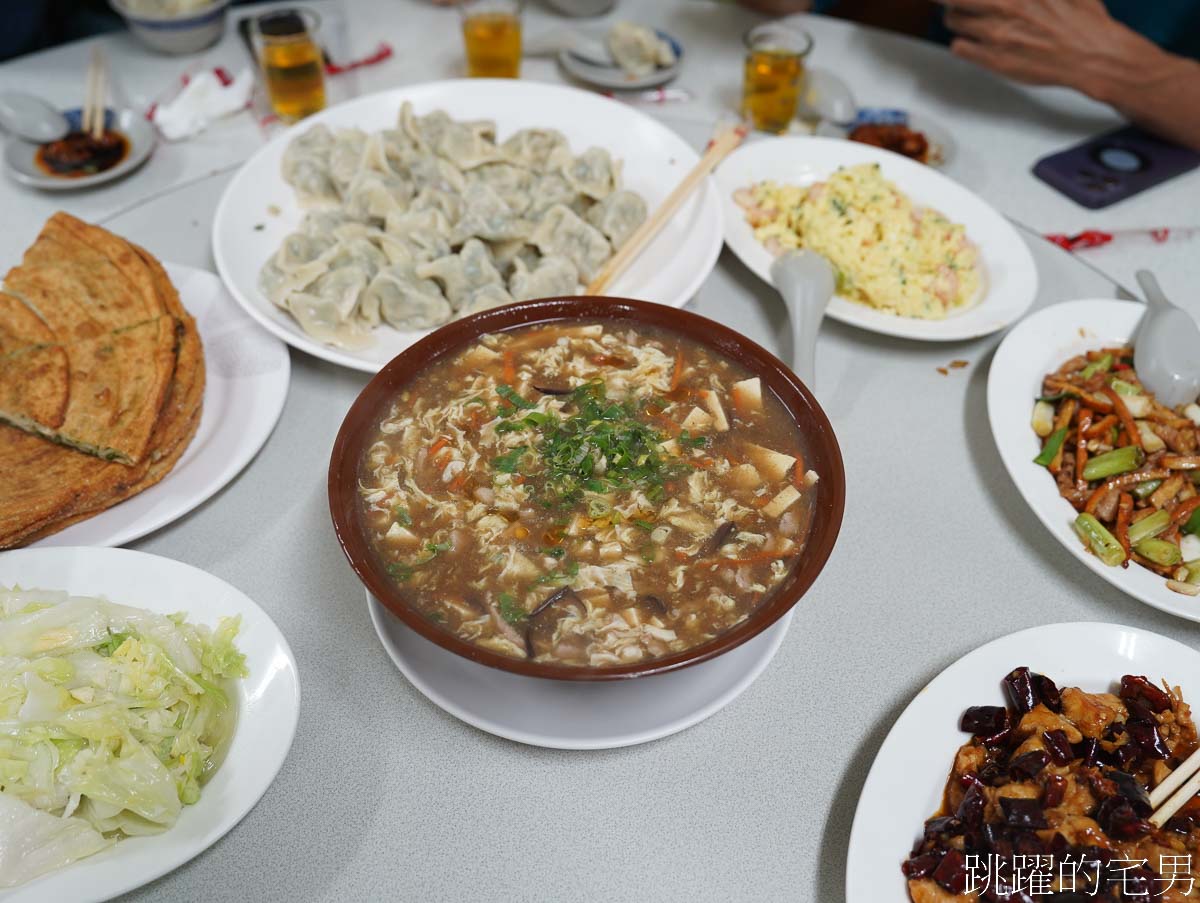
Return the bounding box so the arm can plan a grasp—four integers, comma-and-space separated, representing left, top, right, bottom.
1133, 269, 1200, 409
770, 249, 835, 391
0, 92, 69, 143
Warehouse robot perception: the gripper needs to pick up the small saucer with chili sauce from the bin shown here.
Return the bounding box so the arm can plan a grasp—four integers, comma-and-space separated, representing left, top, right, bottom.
4, 106, 155, 191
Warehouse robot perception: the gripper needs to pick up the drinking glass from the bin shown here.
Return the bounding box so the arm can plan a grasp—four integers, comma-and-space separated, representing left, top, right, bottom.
460, 0, 523, 79
741, 23, 812, 134
252, 9, 326, 122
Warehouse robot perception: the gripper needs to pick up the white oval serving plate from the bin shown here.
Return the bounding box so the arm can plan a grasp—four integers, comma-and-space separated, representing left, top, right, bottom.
32, 262, 290, 549
986, 299, 1200, 622
846, 621, 1200, 901
715, 135, 1037, 342
367, 592, 790, 750
0, 547, 300, 903
212, 79, 723, 373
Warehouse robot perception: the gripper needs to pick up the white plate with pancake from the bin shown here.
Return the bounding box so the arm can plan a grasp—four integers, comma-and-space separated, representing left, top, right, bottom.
715, 136, 1037, 342
0, 546, 300, 903
211, 79, 724, 373
33, 263, 290, 548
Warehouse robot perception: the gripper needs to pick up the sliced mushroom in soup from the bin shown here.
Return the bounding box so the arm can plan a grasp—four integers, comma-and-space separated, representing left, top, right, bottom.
359, 321, 817, 668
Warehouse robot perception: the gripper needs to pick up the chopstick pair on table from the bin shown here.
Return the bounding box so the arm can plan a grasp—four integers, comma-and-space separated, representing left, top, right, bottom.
1149, 743, 1200, 828
82, 47, 109, 139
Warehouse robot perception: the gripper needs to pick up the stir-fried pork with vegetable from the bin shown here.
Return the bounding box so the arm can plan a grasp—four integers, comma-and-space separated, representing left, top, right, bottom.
904, 668, 1200, 901
359, 321, 817, 667
1032, 347, 1200, 596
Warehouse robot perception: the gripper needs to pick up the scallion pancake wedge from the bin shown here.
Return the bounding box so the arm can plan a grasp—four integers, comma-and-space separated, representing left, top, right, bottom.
0, 316, 178, 466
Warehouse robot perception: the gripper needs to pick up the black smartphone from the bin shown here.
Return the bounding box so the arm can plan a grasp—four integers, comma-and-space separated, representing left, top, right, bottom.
1032, 126, 1200, 209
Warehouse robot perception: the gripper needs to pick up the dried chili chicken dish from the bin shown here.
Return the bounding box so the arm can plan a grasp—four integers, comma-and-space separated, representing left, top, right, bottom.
1032, 347, 1200, 596
904, 667, 1200, 902
356, 321, 819, 668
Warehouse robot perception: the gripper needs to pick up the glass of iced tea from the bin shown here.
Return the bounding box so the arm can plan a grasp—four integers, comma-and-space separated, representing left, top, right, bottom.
742, 23, 812, 134
460, 0, 523, 79
253, 9, 326, 122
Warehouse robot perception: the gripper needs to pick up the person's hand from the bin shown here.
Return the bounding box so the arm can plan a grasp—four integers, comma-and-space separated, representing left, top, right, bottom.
936, 0, 1155, 98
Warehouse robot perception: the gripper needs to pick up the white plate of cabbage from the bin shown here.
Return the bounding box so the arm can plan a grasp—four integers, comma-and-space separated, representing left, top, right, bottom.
0, 547, 299, 901
716, 136, 1037, 342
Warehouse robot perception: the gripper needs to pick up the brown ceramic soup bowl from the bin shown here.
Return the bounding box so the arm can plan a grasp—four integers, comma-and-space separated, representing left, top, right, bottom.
329, 297, 845, 681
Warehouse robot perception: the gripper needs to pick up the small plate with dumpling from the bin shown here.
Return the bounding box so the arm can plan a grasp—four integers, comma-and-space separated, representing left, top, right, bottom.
557, 22, 683, 91
212, 80, 722, 372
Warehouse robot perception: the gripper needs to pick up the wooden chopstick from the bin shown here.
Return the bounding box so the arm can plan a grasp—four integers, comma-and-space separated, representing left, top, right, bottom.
585, 123, 748, 296
83, 52, 96, 135
1149, 745, 1200, 828
84, 47, 107, 139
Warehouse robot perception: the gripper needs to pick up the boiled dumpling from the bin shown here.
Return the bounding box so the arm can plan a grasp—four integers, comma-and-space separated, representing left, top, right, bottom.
526, 172, 578, 218
397, 149, 467, 195
301, 208, 359, 238
409, 186, 465, 225
326, 236, 388, 279
585, 189, 647, 249
451, 184, 531, 244
329, 128, 368, 194
529, 205, 611, 282
259, 257, 326, 309
509, 255, 579, 302
563, 147, 619, 201
385, 208, 453, 262
363, 264, 452, 330
502, 128, 571, 172
416, 239, 503, 310
462, 283, 515, 315
309, 266, 370, 320
360, 132, 404, 177
276, 231, 334, 271
486, 237, 529, 272
607, 22, 676, 77
466, 163, 534, 216
285, 291, 372, 349
399, 103, 453, 152
434, 120, 502, 170
282, 125, 338, 206
343, 169, 414, 223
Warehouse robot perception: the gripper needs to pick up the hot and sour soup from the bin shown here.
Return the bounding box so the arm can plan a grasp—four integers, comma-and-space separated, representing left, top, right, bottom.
359, 320, 818, 668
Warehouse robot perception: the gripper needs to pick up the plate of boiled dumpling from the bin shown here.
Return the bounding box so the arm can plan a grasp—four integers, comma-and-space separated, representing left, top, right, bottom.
211, 79, 724, 372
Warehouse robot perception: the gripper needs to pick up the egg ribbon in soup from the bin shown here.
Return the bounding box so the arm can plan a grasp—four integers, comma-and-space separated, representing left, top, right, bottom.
359, 321, 818, 668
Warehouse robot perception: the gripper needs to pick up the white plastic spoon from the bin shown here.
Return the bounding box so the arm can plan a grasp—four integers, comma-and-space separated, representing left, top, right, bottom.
1133, 270, 1200, 409
0, 92, 69, 143
770, 250, 836, 391
523, 29, 613, 67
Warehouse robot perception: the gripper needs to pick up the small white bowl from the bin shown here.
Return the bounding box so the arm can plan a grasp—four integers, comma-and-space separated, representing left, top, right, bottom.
110, 0, 231, 54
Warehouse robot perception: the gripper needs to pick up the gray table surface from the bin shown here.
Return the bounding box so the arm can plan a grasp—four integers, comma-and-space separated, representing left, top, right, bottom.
91, 168, 1187, 903
2, 2, 1198, 900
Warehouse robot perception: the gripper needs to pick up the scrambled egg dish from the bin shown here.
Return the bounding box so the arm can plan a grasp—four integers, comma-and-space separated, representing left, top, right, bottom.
736, 163, 981, 320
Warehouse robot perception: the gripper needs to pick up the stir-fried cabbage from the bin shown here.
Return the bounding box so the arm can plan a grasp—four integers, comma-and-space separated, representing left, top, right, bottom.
0, 587, 246, 887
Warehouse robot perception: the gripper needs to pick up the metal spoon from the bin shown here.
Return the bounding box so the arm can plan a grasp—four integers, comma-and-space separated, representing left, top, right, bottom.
1133, 270, 1200, 409
0, 92, 69, 143
770, 250, 836, 391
